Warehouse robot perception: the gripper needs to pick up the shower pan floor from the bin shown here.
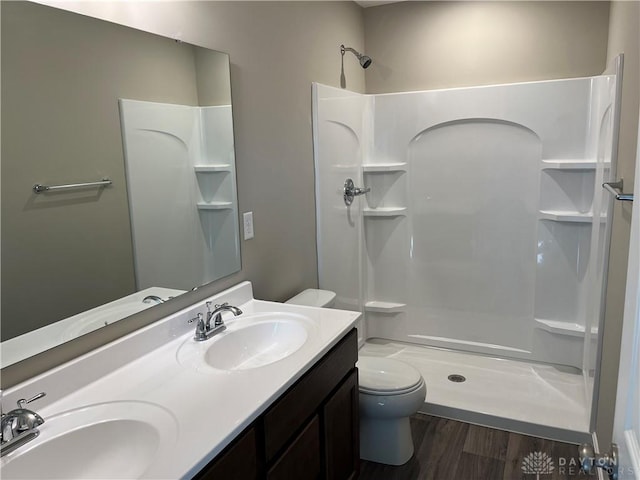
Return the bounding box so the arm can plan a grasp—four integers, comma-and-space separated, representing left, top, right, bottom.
360, 339, 591, 444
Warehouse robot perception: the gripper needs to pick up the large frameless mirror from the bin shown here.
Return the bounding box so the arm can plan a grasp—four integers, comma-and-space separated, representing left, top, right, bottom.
1, 1, 241, 368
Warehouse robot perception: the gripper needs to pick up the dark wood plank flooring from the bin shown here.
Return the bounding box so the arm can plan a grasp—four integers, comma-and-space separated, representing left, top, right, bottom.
359, 414, 592, 480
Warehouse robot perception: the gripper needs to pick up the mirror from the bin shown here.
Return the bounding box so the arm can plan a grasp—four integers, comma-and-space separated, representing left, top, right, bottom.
1, 1, 241, 367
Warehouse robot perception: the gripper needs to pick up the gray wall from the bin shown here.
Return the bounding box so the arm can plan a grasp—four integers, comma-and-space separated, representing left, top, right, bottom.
364, 1, 610, 93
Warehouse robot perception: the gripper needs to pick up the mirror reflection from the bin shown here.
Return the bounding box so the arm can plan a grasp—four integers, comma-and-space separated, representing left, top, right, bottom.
1, 1, 241, 367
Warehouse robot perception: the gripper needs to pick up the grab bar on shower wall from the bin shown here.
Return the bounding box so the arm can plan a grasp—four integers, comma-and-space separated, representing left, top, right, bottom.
33, 178, 112, 194
603, 179, 634, 202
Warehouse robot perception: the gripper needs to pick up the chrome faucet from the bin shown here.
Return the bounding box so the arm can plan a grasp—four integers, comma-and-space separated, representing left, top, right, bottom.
142, 295, 166, 304
1, 392, 46, 457
193, 302, 242, 341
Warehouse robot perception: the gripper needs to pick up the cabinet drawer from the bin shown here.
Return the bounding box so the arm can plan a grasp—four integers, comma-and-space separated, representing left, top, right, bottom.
267, 415, 321, 480
264, 329, 357, 462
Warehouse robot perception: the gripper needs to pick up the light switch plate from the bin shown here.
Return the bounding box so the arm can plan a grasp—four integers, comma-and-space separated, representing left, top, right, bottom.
243, 211, 254, 240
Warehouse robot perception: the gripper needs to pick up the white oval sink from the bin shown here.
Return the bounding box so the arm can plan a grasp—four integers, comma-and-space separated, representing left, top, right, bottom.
0, 402, 178, 479
177, 312, 313, 372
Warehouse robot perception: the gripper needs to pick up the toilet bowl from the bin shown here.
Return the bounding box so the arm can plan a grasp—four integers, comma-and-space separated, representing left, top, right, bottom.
286, 288, 427, 466
357, 356, 426, 465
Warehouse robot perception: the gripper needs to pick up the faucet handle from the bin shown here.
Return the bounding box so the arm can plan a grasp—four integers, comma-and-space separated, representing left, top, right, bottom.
191, 313, 208, 341
17, 392, 46, 409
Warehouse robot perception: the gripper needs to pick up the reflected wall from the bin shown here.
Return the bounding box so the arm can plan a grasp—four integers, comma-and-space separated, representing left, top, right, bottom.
1, 1, 237, 344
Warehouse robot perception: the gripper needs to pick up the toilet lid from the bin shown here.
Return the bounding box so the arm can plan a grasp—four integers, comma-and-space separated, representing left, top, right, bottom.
357, 356, 423, 395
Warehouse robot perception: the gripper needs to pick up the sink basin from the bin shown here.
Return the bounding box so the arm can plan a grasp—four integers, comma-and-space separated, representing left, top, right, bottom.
0, 402, 178, 479
177, 312, 313, 372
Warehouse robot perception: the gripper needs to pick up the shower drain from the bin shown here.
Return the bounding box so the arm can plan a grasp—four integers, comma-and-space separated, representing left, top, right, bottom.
447, 374, 466, 383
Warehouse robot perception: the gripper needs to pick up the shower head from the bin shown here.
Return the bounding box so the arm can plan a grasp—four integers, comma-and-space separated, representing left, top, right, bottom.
341, 44, 372, 69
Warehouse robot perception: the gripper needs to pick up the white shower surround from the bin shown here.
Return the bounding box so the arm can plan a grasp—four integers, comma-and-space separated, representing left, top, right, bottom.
313, 75, 617, 394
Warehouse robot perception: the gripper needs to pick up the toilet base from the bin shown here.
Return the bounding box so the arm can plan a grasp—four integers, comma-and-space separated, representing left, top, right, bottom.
360, 416, 414, 466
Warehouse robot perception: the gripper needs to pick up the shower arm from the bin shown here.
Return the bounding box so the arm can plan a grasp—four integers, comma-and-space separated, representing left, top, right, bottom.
341, 45, 362, 59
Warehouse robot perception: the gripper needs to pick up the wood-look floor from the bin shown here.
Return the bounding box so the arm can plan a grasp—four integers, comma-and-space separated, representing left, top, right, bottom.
359, 414, 592, 480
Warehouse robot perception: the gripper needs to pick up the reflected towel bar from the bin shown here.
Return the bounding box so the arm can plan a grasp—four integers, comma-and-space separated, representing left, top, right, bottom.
603, 180, 633, 202
33, 178, 112, 194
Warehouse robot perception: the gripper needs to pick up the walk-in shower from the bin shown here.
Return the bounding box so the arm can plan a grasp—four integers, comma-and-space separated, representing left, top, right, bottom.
312, 60, 622, 442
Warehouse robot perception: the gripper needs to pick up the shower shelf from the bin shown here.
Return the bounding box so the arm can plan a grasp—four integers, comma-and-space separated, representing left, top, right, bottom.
362, 163, 407, 173
535, 318, 598, 337
194, 164, 232, 172
363, 207, 407, 217
541, 159, 598, 170
538, 210, 603, 223
364, 301, 406, 313
197, 202, 233, 210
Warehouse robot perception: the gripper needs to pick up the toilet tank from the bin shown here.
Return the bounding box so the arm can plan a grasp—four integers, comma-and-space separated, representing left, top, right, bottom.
285, 289, 336, 308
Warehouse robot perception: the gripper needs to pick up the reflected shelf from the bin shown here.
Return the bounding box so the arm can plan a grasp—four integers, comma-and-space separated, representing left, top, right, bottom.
194, 165, 232, 173
197, 202, 233, 210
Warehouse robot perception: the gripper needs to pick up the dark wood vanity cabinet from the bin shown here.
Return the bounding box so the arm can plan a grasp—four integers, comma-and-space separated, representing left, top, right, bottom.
194, 329, 359, 480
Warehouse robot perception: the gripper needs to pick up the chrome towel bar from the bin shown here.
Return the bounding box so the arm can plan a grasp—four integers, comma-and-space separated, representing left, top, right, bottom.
33, 178, 112, 194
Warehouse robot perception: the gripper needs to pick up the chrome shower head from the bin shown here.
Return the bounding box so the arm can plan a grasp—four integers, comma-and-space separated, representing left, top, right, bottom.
341, 44, 372, 69
359, 54, 372, 69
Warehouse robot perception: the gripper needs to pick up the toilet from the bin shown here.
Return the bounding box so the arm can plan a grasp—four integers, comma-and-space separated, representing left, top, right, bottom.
285, 288, 336, 308
286, 288, 427, 466
357, 356, 426, 465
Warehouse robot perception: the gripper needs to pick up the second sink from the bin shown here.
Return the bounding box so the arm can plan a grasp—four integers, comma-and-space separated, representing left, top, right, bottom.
0, 401, 178, 479
177, 312, 313, 372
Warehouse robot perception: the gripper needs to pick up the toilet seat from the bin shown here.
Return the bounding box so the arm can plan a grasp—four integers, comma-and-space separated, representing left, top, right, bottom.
357, 357, 423, 395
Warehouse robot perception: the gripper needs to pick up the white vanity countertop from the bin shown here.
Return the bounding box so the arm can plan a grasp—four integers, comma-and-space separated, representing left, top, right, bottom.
0, 282, 360, 479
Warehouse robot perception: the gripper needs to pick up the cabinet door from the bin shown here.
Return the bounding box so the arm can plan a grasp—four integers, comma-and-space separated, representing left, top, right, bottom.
264, 329, 357, 462
323, 369, 359, 480
194, 427, 258, 480
267, 415, 321, 480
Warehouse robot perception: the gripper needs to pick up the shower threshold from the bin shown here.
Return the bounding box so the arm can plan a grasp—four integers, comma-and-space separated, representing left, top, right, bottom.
360, 339, 592, 444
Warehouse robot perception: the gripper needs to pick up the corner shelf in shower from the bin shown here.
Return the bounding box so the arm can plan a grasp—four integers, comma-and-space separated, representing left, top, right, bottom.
535, 318, 598, 337
362, 163, 407, 173
197, 201, 233, 210
364, 301, 406, 313
538, 210, 603, 223
541, 159, 594, 170
363, 207, 407, 217
194, 164, 232, 173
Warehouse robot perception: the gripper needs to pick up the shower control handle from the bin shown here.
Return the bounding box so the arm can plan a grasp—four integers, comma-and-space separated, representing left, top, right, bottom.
343, 178, 370, 206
